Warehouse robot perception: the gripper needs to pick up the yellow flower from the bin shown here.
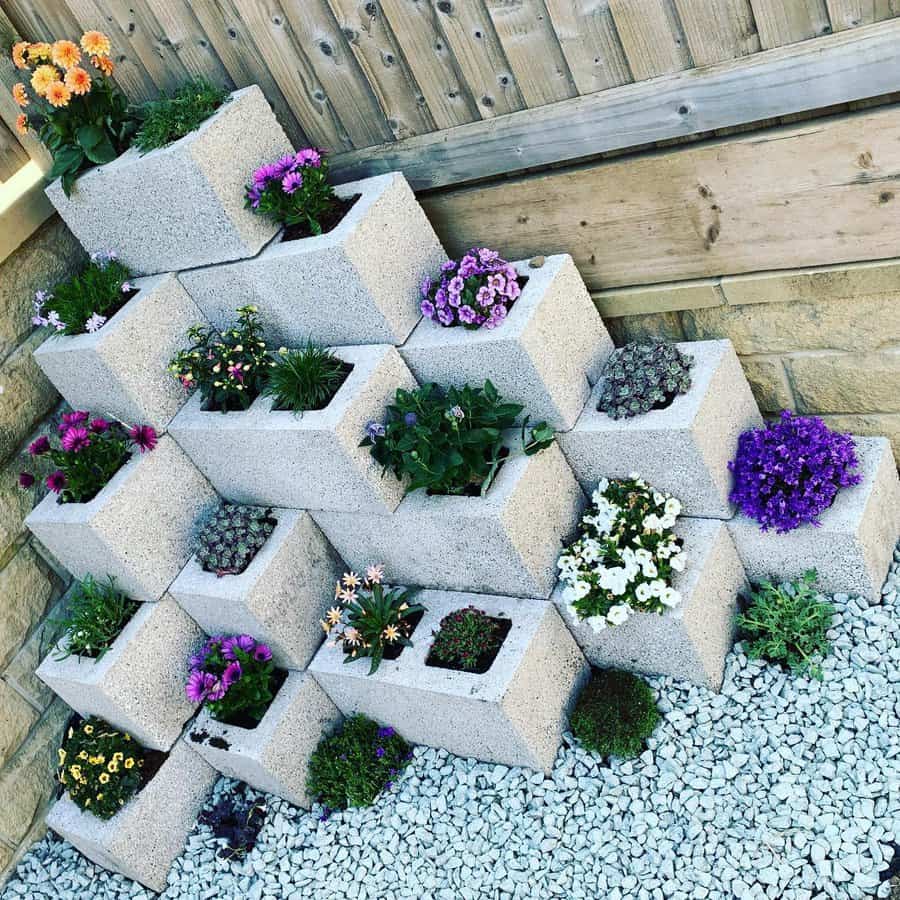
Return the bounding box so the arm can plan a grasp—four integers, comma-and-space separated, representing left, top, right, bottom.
88, 754, 104, 765
12, 82, 28, 107
342, 572, 361, 589
15, 113, 28, 136
96, 793, 104, 800
46, 80, 72, 108
52, 40, 81, 69
113, 752, 124, 762
325, 606, 342, 626
65, 66, 91, 96
83, 723, 94, 735
57, 748, 67, 765
69, 764, 82, 780
78, 751, 89, 761
124, 758, 135, 769
12, 42, 28, 69
383, 624, 399, 642
30, 65, 59, 97
91, 54, 114, 77
98, 773, 110, 784
320, 619, 330, 634
27, 43, 52, 63
85, 798, 91, 806
80, 31, 111, 57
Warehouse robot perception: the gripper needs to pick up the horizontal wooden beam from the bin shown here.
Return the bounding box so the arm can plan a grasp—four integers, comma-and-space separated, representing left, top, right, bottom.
330, 18, 900, 191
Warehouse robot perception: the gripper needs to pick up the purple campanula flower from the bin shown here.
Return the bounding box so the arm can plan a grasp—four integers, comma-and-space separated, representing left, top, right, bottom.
28, 436, 50, 456
505, 279, 522, 301
434, 287, 448, 308
121, 281, 133, 293
458, 254, 478, 278
441, 259, 457, 273
487, 273, 505, 293
420, 299, 435, 319
377, 727, 395, 739
61, 427, 91, 453
282, 170, 303, 195
375, 746, 385, 758
404, 412, 418, 426
46, 470, 67, 493
365, 421, 386, 441
448, 276, 464, 294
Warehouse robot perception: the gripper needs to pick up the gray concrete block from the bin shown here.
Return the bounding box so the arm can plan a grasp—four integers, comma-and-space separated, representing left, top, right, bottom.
558, 340, 762, 518
35, 596, 203, 750
25, 434, 219, 601
400, 254, 614, 430
553, 517, 747, 690
309, 590, 588, 773
727, 436, 900, 600
312, 441, 586, 598
186, 670, 341, 808
32, 273, 206, 431
46, 738, 217, 892
45, 87, 290, 275
170, 509, 344, 669
178, 172, 445, 346
169, 344, 414, 514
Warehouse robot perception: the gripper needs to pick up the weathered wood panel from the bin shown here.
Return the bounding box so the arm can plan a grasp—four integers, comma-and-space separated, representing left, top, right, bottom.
0, 116, 27, 181
673, 0, 761, 65
750, 0, 831, 47
419, 106, 900, 289
826, 0, 899, 30
608, 0, 692, 79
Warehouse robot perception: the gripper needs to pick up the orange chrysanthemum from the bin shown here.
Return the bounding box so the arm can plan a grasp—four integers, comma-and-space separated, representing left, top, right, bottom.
26, 42, 52, 62
12, 83, 29, 108
15, 113, 28, 136
80, 31, 111, 57
64, 66, 91, 96
31, 64, 59, 97
12, 41, 29, 69
91, 54, 114, 77
45, 80, 71, 108
52, 39, 81, 70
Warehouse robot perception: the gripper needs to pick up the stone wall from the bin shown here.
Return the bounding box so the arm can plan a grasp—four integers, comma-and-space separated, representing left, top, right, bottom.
0, 217, 84, 877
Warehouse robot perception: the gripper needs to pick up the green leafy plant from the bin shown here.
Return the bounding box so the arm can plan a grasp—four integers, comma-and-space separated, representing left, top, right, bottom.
738, 570, 833, 679
263, 343, 350, 412
194, 503, 277, 576
132, 78, 228, 152
362, 380, 555, 496
598, 342, 693, 419
570, 669, 660, 758
52, 575, 138, 660
428, 606, 508, 672
306, 715, 412, 813
168, 305, 272, 412
58, 717, 150, 819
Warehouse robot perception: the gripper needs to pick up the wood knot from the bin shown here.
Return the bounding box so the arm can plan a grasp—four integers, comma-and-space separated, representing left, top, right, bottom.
879, 191, 894, 204
436, 0, 452, 12
857, 151, 874, 169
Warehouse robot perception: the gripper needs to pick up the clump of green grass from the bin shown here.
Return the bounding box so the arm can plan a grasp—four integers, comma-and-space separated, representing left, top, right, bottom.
132, 79, 229, 153
52, 575, 139, 660
263, 342, 350, 412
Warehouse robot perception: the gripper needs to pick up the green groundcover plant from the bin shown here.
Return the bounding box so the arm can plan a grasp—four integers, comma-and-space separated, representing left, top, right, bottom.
263, 343, 349, 412
306, 715, 412, 816
52, 575, 138, 660
194, 503, 277, 576
738, 569, 833, 679
570, 668, 660, 758
132, 78, 228, 152
428, 606, 507, 672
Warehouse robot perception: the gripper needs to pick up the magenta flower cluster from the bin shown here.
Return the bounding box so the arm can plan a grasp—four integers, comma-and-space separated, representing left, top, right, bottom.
728, 410, 862, 533
420, 248, 523, 330
245, 148, 322, 208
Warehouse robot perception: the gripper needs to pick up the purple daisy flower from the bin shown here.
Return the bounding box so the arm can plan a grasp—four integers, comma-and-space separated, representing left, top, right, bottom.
18, 472, 34, 489
60, 411, 90, 429
61, 427, 91, 454
222, 660, 243, 688
253, 643, 273, 662
185, 670, 213, 703
295, 148, 322, 168
222, 634, 256, 660
274, 154, 297, 177
89, 418, 110, 433
129, 424, 158, 453
28, 436, 50, 456
282, 170, 303, 195
205, 677, 227, 702
46, 470, 67, 493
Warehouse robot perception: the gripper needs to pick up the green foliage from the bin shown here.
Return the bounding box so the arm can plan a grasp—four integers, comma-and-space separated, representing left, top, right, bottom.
362, 380, 555, 496
58, 717, 147, 819
429, 606, 505, 671
738, 570, 833, 679
194, 504, 277, 576
263, 343, 349, 412
306, 715, 412, 812
52, 575, 138, 660
197, 638, 279, 726
570, 669, 660, 758
598, 342, 694, 419
132, 78, 228, 152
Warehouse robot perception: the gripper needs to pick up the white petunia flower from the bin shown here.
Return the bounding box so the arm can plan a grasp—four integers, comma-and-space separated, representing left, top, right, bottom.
635, 582, 652, 603
607, 604, 631, 626
660, 587, 681, 607
670, 553, 687, 572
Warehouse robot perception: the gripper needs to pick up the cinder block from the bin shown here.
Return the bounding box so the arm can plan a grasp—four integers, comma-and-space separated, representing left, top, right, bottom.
312, 441, 585, 598
727, 436, 900, 600
558, 340, 762, 518
170, 509, 344, 669
400, 254, 614, 430
45, 86, 291, 275
25, 434, 218, 602
186, 670, 341, 808
32, 273, 206, 431
46, 739, 217, 892
178, 172, 445, 346
553, 517, 747, 690
309, 591, 588, 773
35, 596, 203, 750
169, 344, 414, 514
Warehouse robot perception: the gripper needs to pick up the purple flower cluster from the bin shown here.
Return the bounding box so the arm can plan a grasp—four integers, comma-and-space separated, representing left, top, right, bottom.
728, 410, 862, 533
186, 633, 273, 703
420, 248, 523, 330
245, 148, 322, 208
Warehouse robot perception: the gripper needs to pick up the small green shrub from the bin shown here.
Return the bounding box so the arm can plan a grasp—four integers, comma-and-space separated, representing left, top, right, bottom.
306, 715, 412, 814
263, 343, 349, 412
52, 575, 138, 660
132, 78, 228, 152
428, 606, 507, 672
597, 342, 693, 419
194, 503, 277, 576
570, 669, 660, 758
738, 569, 833, 679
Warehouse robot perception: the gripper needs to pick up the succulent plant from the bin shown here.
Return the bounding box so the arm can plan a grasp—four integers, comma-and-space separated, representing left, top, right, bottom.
195, 503, 277, 576
597, 342, 694, 419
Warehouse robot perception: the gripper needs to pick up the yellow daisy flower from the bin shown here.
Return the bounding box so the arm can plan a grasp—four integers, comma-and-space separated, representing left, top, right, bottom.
383, 624, 400, 642
46, 80, 72, 108
64, 66, 91, 96
325, 606, 343, 626
15, 113, 27, 135
12, 82, 28, 107
30, 65, 59, 97
26, 43, 52, 63
12, 42, 28, 69
80, 31, 111, 57
51, 40, 81, 69
91, 54, 114, 77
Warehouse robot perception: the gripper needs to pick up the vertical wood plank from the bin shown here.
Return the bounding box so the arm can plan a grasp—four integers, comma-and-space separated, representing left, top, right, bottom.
750, 0, 831, 47
825, 0, 900, 30
673, 0, 761, 65
379, 0, 480, 128
544, 0, 632, 94
433, 0, 526, 118
0, 115, 28, 181
482, 0, 577, 106
608, 0, 692, 79
324, 0, 435, 139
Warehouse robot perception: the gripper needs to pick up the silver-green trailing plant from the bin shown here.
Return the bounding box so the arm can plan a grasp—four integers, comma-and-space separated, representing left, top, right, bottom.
597, 342, 693, 419
194, 504, 277, 576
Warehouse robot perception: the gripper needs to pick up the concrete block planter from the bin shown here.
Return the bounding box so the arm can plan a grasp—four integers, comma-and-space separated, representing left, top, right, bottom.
553, 517, 747, 690
313, 441, 585, 598
187, 670, 341, 808
35, 597, 203, 750
170, 509, 344, 669
727, 436, 900, 600
400, 255, 614, 430
178, 172, 445, 347
46, 739, 217, 892
32, 273, 205, 431
309, 591, 588, 773
558, 340, 762, 518
25, 434, 218, 601
169, 344, 415, 513
45, 86, 292, 276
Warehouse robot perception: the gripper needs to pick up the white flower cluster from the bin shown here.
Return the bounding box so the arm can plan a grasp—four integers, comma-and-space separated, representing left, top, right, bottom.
557, 474, 687, 633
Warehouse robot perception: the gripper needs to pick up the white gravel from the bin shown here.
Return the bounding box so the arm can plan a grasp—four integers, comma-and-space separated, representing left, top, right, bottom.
3, 542, 900, 900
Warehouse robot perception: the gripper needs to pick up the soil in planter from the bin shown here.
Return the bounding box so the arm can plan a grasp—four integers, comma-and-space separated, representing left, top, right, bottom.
426, 447, 510, 498
216, 668, 289, 731
201, 388, 262, 414
270, 361, 354, 412
280, 195, 361, 242
382, 609, 425, 662
425, 616, 512, 675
